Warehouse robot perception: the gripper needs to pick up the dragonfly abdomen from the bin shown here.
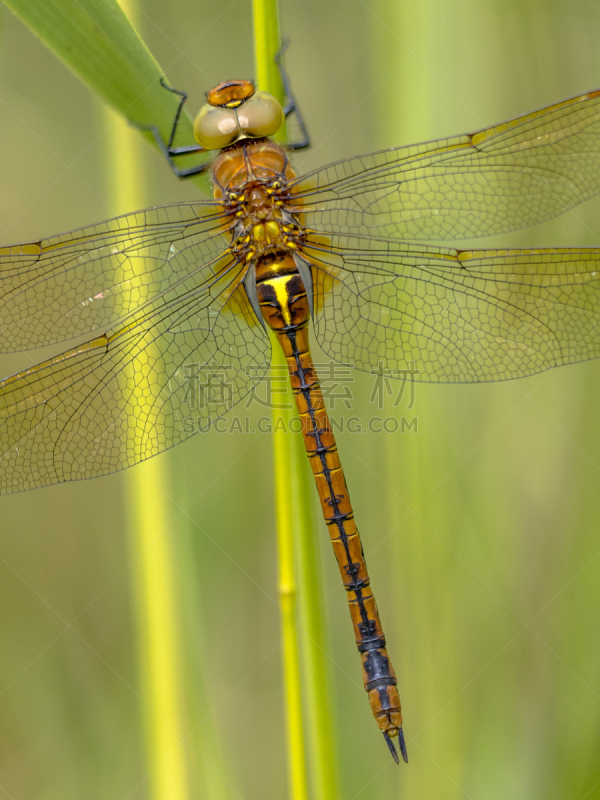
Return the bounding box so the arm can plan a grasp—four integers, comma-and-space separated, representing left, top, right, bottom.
254, 251, 407, 763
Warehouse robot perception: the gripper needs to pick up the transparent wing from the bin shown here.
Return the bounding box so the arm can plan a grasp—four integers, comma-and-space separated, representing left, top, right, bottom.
0, 255, 270, 494
0, 201, 230, 351
303, 233, 600, 382
290, 89, 600, 241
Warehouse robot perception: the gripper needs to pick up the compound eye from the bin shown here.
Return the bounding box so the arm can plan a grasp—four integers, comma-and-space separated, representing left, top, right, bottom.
236, 91, 284, 139
193, 105, 240, 150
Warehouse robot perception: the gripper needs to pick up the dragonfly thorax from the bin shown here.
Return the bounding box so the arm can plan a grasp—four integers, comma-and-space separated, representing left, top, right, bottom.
213, 139, 305, 262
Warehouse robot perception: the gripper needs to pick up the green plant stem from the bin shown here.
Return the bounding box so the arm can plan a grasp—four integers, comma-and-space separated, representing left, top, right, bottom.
253, 3, 309, 799
254, 4, 338, 796
272, 389, 309, 800
293, 443, 339, 800
252, 0, 285, 106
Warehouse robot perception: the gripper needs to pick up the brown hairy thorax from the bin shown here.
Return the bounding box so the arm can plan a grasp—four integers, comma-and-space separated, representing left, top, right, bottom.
212, 139, 304, 263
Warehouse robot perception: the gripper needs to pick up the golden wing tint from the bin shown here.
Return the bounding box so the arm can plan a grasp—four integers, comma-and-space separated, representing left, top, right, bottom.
293, 89, 600, 241
0, 202, 228, 350
0, 211, 271, 494
303, 233, 600, 382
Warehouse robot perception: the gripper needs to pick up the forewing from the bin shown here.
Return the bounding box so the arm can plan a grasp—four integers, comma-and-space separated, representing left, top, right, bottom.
292, 89, 600, 241
0, 256, 270, 494
0, 202, 230, 351
303, 233, 600, 382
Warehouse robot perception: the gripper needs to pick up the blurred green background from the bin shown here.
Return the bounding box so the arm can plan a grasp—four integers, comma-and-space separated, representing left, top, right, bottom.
1, 0, 600, 798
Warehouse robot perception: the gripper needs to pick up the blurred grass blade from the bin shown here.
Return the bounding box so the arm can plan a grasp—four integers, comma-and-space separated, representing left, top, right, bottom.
127, 475, 190, 800
104, 2, 229, 786
104, 4, 189, 799
5, 0, 209, 192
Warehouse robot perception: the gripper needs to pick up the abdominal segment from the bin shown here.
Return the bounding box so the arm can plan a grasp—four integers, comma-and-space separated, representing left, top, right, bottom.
253, 250, 405, 757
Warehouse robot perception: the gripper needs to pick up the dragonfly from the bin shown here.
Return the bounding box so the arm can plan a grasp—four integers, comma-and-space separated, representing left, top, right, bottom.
1, 71, 600, 765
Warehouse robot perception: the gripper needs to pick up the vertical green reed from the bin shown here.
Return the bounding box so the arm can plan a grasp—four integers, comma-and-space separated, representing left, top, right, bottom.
292, 433, 339, 800
253, 2, 338, 797
106, 4, 189, 799
252, 6, 308, 799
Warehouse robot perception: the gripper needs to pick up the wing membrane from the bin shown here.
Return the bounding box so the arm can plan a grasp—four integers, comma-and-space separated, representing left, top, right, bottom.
292, 89, 600, 241
0, 256, 270, 494
4, 89, 600, 492
303, 233, 600, 382
0, 201, 230, 352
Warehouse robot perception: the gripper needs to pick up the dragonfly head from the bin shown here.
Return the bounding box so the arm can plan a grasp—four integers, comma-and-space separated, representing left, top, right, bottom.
194, 79, 284, 150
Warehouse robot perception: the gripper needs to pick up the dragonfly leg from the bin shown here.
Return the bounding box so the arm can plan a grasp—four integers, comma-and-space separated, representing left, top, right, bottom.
138, 78, 210, 179
275, 39, 311, 150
